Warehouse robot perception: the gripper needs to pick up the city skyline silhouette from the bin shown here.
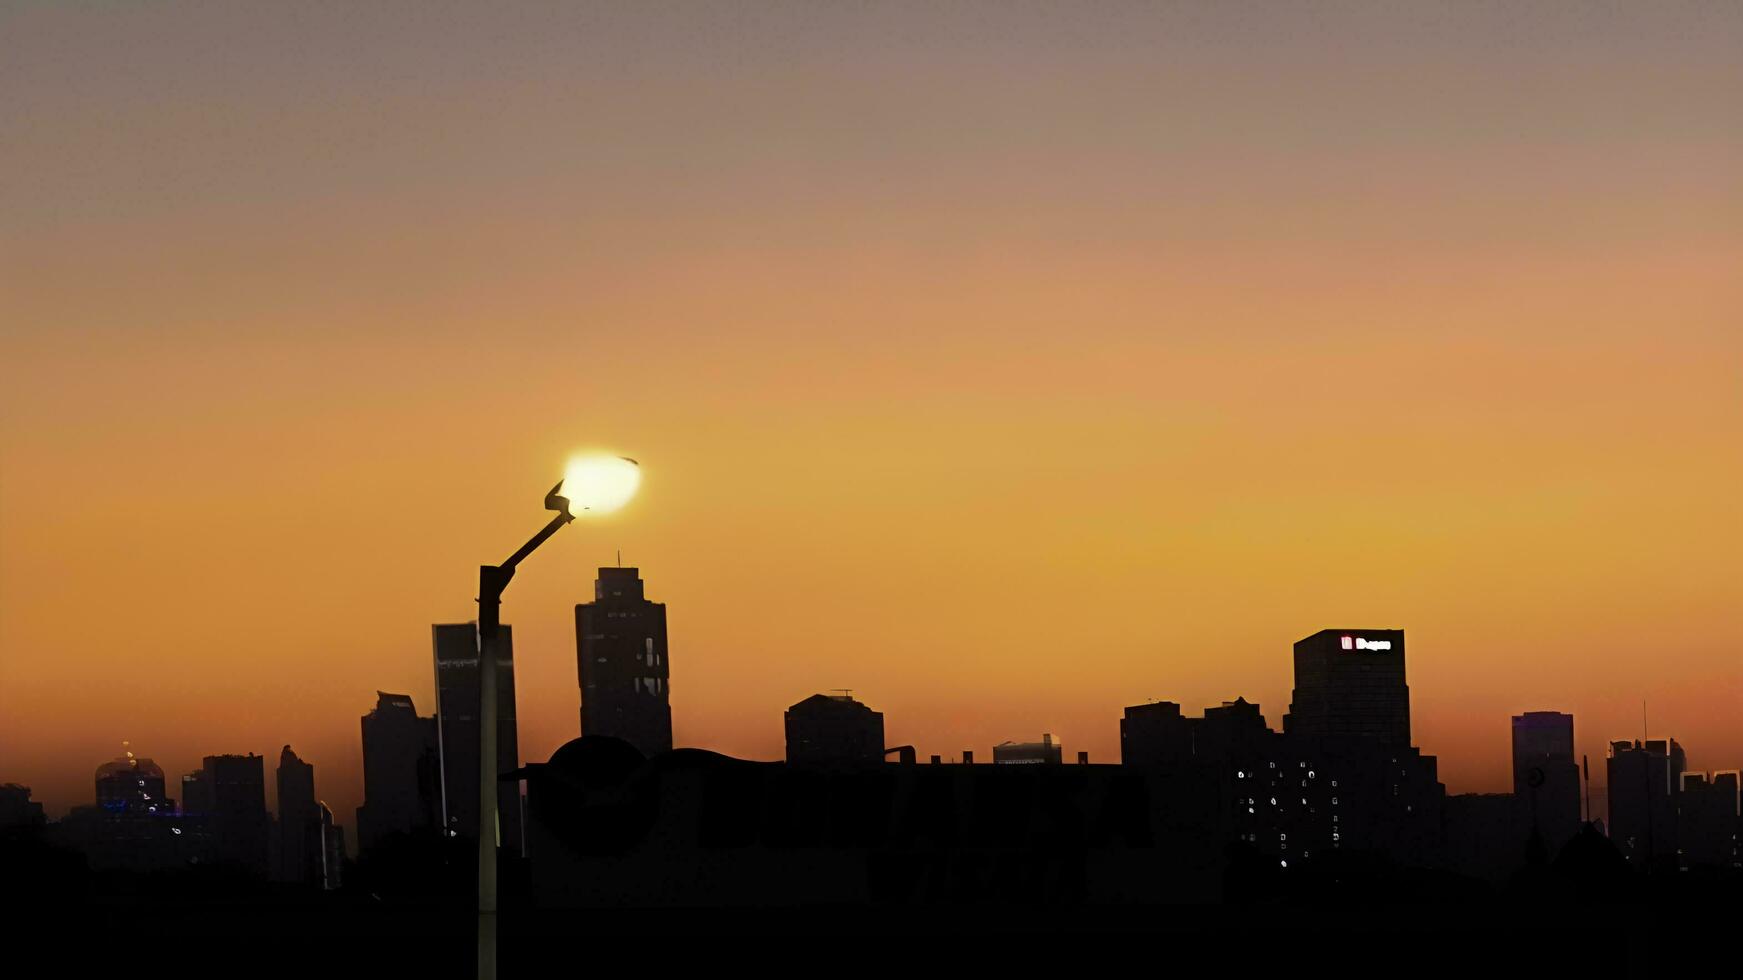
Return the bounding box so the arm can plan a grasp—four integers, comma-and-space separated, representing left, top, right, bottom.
2, 1, 1739, 966
8, 568, 1736, 865
4, 558, 1731, 829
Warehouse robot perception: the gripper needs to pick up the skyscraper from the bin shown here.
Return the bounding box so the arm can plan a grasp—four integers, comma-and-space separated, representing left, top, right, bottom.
1678, 770, 1741, 870
1607, 737, 1684, 871
785, 693, 885, 767
201, 753, 271, 876
58, 753, 192, 873
434, 623, 524, 855
95, 752, 168, 814
1283, 629, 1410, 743
356, 691, 443, 854
574, 567, 672, 757
276, 745, 320, 885
1510, 711, 1581, 853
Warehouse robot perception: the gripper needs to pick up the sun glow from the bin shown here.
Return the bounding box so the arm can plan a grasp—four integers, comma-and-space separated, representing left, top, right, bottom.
561, 454, 641, 516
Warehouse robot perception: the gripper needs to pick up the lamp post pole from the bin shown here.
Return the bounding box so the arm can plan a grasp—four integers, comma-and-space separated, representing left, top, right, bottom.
477, 486, 574, 980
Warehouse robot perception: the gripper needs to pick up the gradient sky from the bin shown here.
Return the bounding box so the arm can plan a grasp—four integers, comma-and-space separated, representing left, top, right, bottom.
3, 2, 1740, 826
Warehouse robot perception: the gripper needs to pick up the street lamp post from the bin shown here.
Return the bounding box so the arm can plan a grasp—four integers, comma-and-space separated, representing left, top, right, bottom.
474, 457, 640, 980
476, 482, 571, 980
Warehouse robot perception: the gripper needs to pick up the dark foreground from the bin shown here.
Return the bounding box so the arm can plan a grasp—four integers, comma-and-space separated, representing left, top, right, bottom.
10, 882, 1739, 975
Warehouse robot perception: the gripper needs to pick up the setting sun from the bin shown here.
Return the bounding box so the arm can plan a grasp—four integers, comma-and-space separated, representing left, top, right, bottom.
561, 454, 640, 516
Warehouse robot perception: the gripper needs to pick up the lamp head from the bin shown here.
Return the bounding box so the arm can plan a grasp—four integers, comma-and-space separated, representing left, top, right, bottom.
543, 481, 572, 518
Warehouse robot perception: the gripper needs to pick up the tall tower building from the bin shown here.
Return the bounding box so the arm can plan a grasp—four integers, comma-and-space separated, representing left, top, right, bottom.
275, 745, 320, 885
575, 567, 672, 757
1284, 629, 1410, 743
356, 691, 442, 854
1510, 711, 1581, 852
201, 753, 271, 876
433, 623, 524, 855
1607, 737, 1684, 871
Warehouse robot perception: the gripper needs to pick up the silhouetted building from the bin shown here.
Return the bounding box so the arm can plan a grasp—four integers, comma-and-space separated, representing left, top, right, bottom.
1195, 698, 1272, 762
575, 567, 673, 757
516, 733, 1455, 911
434, 622, 524, 855
1444, 793, 1519, 883
52, 804, 203, 872
1228, 733, 1443, 869
58, 749, 233, 873
96, 750, 170, 815
785, 693, 885, 767
1678, 770, 1739, 870
320, 804, 346, 889
1121, 698, 1271, 767
1284, 629, 1410, 743
1607, 738, 1683, 871
993, 734, 1062, 765
1125, 691, 1442, 868
519, 738, 1226, 908
181, 768, 211, 817
200, 753, 271, 876
357, 691, 443, 854
0, 783, 45, 831
1511, 711, 1580, 853
276, 745, 325, 885
1121, 702, 1194, 767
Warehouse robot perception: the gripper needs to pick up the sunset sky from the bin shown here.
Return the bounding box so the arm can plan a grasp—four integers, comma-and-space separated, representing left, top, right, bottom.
3, 2, 1740, 827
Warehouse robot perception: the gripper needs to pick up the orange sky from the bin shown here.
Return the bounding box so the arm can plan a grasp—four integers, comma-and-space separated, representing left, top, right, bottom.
3, 2, 1740, 824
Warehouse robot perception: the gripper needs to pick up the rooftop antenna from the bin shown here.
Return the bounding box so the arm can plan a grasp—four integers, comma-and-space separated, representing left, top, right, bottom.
833, 688, 853, 701
616, 549, 622, 568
